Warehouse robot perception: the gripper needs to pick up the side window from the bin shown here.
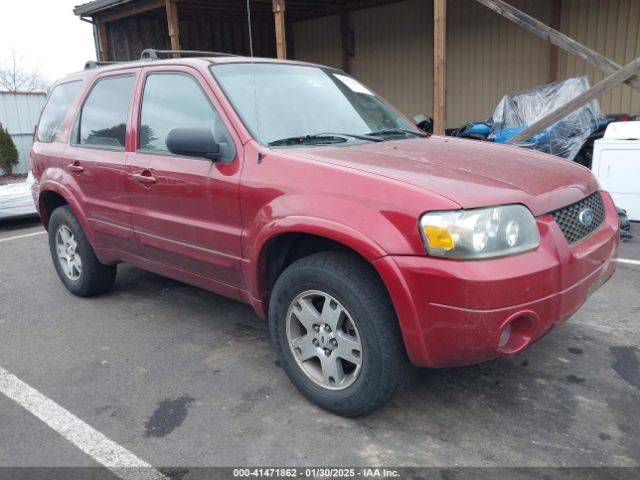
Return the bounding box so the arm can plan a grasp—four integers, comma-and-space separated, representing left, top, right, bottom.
139, 73, 234, 160
37, 81, 82, 143
76, 75, 135, 150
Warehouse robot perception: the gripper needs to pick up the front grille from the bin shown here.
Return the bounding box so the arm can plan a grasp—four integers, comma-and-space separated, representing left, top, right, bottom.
550, 192, 605, 244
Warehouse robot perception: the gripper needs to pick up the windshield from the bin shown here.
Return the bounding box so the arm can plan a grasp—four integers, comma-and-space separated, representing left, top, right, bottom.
210, 63, 420, 146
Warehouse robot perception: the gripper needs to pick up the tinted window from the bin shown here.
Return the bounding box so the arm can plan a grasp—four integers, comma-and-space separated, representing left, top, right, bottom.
139, 73, 234, 159
77, 75, 135, 149
37, 81, 82, 142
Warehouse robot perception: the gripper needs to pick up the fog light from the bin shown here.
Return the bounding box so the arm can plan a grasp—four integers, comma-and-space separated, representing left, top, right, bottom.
497, 313, 537, 355
499, 324, 512, 348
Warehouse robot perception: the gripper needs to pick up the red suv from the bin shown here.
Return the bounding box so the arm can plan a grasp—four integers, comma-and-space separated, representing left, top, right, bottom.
31, 54, 619, 416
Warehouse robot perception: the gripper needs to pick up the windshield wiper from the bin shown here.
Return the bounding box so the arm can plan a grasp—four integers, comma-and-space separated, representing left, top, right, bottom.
268, 135, 348, 147
268, 132, 382, 147
365, 128, 428, 138
318, 132, 384, 142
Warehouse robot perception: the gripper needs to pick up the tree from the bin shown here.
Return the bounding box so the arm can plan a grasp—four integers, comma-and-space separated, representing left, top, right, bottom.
0, 51, 49, 93
0, 124, 19, 175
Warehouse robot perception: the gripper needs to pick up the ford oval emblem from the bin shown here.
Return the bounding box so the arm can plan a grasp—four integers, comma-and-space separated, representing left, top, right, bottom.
578, 207, 594, 226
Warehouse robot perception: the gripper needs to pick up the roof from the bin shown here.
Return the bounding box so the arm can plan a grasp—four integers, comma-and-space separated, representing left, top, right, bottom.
57, 56, 332, 85
73, 0, 133, 16
74, 0, 350, 20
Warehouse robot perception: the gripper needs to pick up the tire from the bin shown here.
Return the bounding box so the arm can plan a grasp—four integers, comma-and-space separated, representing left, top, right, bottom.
269, 251, 410, 417
48, 205, 117, 297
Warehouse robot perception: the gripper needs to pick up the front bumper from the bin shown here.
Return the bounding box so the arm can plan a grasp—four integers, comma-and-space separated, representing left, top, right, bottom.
374, 191, 620, 368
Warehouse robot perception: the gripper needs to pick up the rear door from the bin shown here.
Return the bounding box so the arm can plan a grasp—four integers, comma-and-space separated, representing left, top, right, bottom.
62, 70, 142, 254
126, 66, 244, 286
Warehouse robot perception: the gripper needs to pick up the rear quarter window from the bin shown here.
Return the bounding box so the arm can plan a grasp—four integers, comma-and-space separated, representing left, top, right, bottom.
37, 81, 83, 143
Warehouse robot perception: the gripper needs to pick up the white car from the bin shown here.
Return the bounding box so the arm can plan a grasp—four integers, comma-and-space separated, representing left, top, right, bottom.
0, 172, 37, 220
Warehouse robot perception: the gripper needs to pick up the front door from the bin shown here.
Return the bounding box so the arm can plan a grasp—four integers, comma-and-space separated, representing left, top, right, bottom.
127, 67, 244, 287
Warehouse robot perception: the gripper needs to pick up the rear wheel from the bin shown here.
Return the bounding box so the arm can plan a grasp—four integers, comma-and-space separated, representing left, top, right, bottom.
269, 251, 410, 417
48, 206, 116, 297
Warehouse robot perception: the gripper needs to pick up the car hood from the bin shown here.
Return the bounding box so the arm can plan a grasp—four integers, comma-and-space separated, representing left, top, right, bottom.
286, 136, 599, 215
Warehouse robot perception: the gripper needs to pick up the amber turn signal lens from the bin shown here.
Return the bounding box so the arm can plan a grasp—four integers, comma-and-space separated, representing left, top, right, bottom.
423, 226, 455, 250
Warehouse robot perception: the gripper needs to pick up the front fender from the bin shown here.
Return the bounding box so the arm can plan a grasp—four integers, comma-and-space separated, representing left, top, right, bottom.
240, 185, 433, 317
246, 215, 388, 303
244, 214, 429, 363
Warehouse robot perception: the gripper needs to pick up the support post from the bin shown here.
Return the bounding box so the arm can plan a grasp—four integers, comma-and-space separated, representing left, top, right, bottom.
273, 0, 287, 60
97, 21, 109, 62
509, 56, 640, 144
433, 0, 447, 135
165, 0, 180, 56
475, 0, 640, 92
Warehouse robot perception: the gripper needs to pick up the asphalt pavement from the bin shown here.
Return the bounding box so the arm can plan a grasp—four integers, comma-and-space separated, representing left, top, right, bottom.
0, 217, 638, 475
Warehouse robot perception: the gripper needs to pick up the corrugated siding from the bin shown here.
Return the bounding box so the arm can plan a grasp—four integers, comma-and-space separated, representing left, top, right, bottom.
0, 93, 46, 174
350, 0, 432, 120
292, 0, 553, 127
558, 0, 640, 116
107, 13, 276, 61
292, 14, 342, 68
446, 0, 553, 126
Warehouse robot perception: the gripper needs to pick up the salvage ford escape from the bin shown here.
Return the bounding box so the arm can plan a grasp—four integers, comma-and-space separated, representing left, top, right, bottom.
30, 54, 619, 417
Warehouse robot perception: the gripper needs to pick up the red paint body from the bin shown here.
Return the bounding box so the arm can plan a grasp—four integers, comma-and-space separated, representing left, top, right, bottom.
30, 58, 619, 368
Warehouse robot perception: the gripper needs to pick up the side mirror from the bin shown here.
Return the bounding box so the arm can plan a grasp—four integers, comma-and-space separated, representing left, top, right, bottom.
166, 128, 222, 160
413, 113, 433, 134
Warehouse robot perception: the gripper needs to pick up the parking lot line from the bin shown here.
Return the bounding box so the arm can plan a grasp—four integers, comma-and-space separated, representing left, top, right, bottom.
617, 258, 640, 266
0, 231, 46, 243
0, 366, 167, 480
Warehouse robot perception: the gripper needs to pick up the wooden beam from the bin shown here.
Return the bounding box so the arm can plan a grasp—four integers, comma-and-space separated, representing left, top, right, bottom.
273, 0, 287, 59
475, 0, 640, 92
165, 0, 180, 56
433, 0, 446, 135
96, 0, 164, 23
97, 21, 109, 62
547, 0, 561, 83
509, 56, 640, 144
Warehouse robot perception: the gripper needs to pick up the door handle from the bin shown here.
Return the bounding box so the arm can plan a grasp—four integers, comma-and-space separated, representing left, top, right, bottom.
67, 163, 84, 173
132, 171, 157, 185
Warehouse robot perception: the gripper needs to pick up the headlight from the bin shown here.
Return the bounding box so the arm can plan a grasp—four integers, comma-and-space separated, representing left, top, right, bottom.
419, 205, 539, 259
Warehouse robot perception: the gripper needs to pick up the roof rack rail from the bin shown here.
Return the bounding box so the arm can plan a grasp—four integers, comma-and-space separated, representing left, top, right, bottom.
83, 49, 238, 70
84, 60, 125, 70
140, 49, 238, 60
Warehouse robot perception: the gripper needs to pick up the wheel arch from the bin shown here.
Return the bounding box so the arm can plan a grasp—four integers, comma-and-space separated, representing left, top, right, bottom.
39, 190, 68, 229
38, 184, 97, 246
247, 219, 429, 366
247, 218, 389, 318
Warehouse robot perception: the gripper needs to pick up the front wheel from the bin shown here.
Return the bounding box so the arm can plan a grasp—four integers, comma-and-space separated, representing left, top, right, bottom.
269, 251, 410, 417
48, 206, 117, 297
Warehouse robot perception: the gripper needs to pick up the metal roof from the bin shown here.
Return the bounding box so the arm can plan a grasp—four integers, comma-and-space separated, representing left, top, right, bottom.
74, 0, 134, 16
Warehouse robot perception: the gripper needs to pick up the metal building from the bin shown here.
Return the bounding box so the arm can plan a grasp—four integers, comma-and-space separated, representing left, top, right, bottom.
73, 0, 640, 130
293, 0, 640, 127
0, 92, 46, 174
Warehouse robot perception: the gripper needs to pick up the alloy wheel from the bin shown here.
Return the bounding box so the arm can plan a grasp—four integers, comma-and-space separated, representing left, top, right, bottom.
286, 290, 363, 390
55, 225, 82, 281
